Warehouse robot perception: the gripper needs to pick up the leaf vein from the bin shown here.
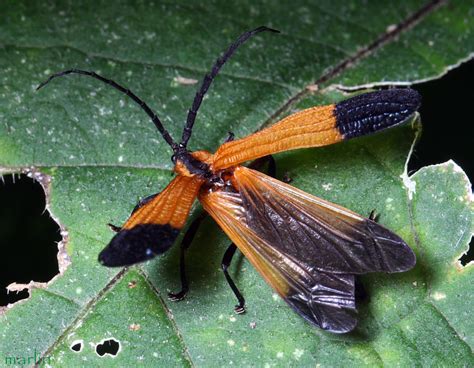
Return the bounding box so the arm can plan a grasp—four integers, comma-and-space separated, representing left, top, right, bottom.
258, 0, 447, 131
39, 268, 128, 361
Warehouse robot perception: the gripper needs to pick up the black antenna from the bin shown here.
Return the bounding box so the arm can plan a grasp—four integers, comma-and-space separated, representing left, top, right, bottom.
180, 26, 280, 149
37, 69, 178, 150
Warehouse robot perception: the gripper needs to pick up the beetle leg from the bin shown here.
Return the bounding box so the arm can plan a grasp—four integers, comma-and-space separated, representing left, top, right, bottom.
224, 131, 235, 142
368, 209, 379, 222
168, 212, 207, 301
107, 223, 122, 233
221, 243, 246, 314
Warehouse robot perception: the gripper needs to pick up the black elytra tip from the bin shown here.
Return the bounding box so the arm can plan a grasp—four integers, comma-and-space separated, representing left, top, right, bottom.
98, 223, 180, 267
335, 88, 421, 139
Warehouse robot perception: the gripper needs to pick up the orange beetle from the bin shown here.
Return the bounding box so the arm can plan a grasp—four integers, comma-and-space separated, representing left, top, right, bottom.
38, 27, 418, 333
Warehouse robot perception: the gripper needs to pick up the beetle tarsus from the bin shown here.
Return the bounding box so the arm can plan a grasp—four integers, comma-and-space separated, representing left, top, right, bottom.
234, 304, 246, 314
368, 209, 379, 222
168, 290, 188, 301
225, 131, 235, 143
282, 173, 293, 183
108, 223, 122, 233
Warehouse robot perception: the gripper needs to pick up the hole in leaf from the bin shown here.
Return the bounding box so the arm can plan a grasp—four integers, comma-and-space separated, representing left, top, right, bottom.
411, 60, 473, 267
459, 241, 473, 266
411, 59, 473, 182
0, 173, 61, 306
96, 339, 120, 357
70, 341, 83, 352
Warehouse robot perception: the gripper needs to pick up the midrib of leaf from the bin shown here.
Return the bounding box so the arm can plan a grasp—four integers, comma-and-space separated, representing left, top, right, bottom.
38, 0, 454, 364
39, 268, 128, 362
8, 1, 445, 174
260, 0, 447, 130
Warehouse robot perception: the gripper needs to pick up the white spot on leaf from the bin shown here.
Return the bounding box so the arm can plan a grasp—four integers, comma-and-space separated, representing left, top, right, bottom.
432, 291, 446, 300
293, 348, 304, 360
173, 76, 198, 85
322, 183, 332, 191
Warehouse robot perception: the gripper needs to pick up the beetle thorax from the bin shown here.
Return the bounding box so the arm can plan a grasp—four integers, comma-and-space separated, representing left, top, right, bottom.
173, 150, 214, 178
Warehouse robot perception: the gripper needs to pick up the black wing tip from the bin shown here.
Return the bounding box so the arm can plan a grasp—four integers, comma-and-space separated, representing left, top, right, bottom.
335, 88, 421, 139
306, 306, 358, 334
364, 219, 417, 273
99, 223, 180, 267
390, 245, 417, 273
286, 280, 358, 333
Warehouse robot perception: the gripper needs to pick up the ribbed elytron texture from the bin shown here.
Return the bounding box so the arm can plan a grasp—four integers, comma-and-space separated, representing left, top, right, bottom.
212, 105, 341, 170
123, 175, 203, 230
99, 175, 203, 267
334, 89, 421, 139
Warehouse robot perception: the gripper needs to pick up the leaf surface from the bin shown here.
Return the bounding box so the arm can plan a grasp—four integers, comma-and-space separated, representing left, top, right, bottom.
0, 1, 472, 366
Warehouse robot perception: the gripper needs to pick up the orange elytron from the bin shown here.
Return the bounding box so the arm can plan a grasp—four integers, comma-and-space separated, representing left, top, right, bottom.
38, 27, 419, 333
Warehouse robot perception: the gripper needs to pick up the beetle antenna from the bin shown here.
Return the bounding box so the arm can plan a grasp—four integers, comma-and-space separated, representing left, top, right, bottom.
37, 69, 178, 151
180, 26, 280, 149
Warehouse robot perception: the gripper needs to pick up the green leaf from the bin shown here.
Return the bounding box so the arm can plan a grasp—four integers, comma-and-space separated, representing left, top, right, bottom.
1, 1, 472, 366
